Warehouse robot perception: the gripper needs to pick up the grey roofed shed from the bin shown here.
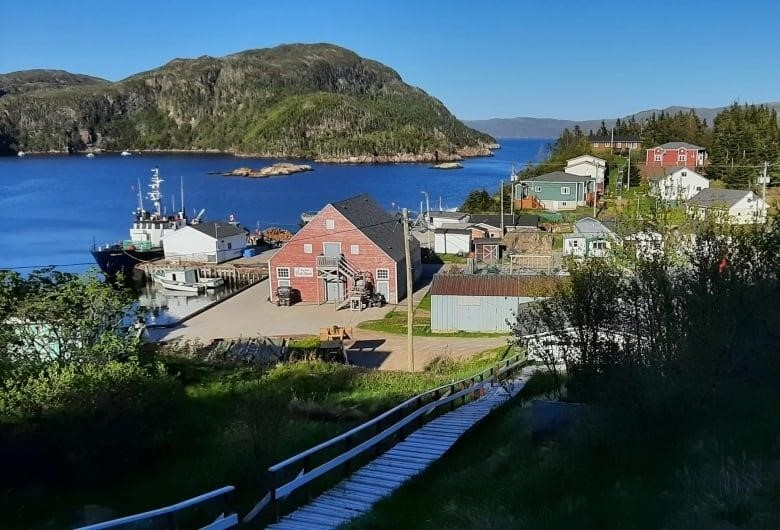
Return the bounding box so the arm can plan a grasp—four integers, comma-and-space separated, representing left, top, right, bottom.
190, 221, 247, 238
687, 188, 750, 208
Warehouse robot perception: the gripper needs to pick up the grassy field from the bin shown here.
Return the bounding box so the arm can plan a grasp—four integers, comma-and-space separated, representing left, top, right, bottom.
344, 382, 780, 530
4, 345, 518, 529
358, 292, 507, 338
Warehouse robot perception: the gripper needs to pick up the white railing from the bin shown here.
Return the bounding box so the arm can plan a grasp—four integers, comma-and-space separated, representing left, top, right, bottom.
74, 485, 236, 530
244, 353, 527, 523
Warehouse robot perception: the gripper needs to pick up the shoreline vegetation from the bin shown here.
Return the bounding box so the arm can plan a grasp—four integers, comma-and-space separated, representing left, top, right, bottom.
7, 143, 500, 165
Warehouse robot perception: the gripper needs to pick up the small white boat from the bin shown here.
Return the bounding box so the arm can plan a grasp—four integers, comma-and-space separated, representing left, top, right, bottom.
86, 152, 96, 159
17, 151, 26, 157
152, 269, 205, 293
121, 150, 132, 156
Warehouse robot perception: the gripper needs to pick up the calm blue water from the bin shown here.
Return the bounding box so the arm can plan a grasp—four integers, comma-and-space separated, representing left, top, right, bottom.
0, 139, 550, 272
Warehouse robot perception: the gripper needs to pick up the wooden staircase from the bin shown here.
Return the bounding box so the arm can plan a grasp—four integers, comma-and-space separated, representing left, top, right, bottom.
264, 374, 530, 530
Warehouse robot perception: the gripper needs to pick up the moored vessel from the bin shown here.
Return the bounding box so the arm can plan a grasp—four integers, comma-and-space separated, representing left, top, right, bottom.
91, 167, 191, 279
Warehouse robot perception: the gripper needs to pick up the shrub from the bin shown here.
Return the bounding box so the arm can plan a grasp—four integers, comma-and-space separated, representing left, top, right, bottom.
0, 358, 184, 487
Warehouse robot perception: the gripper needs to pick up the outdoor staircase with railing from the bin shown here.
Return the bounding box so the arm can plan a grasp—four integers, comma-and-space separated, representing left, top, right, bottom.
316, 255, 375, 309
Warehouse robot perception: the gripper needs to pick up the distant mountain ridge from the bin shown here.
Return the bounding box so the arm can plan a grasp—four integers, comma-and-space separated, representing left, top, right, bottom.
464, 103, 780, 138
0, 44, 493, 160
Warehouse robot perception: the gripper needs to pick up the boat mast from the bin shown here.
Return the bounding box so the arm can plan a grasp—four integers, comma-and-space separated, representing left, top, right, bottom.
148, 167, 164, 217
180, 176, 185, 217
137, 178, 144, 212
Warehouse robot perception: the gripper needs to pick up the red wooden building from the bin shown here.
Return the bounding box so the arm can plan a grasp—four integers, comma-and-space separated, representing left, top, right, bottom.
645, 142, 707, 168
268, 194, 422, 305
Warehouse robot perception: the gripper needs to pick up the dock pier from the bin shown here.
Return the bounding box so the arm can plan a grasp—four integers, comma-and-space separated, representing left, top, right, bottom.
135, 255, 269, 286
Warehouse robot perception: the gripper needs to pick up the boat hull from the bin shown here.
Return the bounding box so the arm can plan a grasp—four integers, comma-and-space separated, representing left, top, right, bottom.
90, 246, 163, 278
153, 275, 204, 293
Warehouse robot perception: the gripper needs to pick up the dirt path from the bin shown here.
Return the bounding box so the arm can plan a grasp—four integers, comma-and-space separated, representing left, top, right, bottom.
346, 330, 510, 371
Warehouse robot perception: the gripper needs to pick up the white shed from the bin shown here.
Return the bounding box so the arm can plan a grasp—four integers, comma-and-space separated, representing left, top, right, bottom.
563, 217, 619, 258
428, 210, 470, 229
687, 189, 768, 224
651, 167, 709, 203
433, 226, 472, 255
162, 221, 247, 263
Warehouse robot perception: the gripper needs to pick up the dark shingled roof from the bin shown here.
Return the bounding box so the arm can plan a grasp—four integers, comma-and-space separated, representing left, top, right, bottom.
330, 194, 415, 262
430, 274, 558, 297
468, 214, 518, 228
190, 221, 247, 238
688, 188, 752, 208
589, 134, 641, 142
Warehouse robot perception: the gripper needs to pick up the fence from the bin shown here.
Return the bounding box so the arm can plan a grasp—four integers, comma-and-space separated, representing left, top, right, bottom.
244, 352, 528, 524
74, 486, 237, 530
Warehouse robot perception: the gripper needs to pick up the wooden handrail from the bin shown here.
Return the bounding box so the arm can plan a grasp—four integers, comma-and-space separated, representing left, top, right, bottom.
246, 352, 526, 523
269, 352, 523, 473
75, 485, 236, 530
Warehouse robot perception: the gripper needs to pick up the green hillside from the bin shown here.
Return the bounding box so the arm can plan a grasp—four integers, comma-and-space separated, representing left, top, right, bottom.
0, 44, 494, 159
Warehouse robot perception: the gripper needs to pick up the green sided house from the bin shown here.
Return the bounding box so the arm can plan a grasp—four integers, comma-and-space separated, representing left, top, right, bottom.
514, 171, 596, 212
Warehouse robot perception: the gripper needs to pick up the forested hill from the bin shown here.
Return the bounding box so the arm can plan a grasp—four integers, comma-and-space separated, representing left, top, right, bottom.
0, 44, 494, 159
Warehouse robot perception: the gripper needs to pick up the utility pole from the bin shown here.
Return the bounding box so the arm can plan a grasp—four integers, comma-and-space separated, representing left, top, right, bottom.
500, 180, 505, 233
402, 208, 414, 372
626, 147, 632, 193
592, 179, 597, 218
762, 161, 769, 202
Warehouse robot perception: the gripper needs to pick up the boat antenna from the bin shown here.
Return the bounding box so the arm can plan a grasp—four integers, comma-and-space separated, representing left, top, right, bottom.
148, 167, 164, 216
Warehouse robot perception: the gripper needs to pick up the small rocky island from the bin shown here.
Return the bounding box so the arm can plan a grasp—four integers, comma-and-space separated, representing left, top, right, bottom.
222, 163, 312, 178
432, 162, 463, 170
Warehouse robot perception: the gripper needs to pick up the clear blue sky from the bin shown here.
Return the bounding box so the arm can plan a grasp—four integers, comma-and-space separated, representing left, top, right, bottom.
2, 0, 779, 120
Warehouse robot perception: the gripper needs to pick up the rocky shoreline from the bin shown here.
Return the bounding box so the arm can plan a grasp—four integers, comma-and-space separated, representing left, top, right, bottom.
11, 143, 500, 165
221, 163, 312, 177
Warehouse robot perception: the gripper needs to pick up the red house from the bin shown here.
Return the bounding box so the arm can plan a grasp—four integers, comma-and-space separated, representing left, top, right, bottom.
268, 194, 422, 305
645, 142, 707, 168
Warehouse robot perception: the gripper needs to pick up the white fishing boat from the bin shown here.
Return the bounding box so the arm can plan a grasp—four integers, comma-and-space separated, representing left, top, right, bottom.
86, 152, 96, 158
17, 151, 26, 157
121, 150, 132, 156
153, 269, 205, 293
152, 268, 225, 292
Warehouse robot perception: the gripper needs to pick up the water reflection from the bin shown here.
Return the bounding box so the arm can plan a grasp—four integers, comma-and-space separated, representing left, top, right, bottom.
137, 281, 246, 327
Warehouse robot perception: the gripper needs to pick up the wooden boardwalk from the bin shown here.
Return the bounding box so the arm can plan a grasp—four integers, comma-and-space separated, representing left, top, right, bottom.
266, 375, 529, 530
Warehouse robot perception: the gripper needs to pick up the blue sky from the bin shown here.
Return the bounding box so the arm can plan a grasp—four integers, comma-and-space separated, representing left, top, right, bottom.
2, 0, 779, 120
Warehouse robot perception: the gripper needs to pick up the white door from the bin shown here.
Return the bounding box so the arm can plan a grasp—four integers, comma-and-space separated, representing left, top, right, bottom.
376, 281, 389, 300
326, 280, 344, 301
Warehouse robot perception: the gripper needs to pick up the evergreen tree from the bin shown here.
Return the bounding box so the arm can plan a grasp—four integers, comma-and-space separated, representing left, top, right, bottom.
597, 121, 609, 137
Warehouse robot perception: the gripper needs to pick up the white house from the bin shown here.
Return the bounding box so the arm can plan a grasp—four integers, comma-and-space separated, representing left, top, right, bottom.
624, 231, 664, 260
563, 217, 619, 258
162, 221, 247, 263
427, 210, 470, 229
650, 167, 710, 203
565, 155, 607, 192
433, 225, 472, 255
687, 189, 769, 225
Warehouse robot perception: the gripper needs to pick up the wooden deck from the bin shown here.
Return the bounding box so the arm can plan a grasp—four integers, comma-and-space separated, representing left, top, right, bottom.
265, 375, 529, 530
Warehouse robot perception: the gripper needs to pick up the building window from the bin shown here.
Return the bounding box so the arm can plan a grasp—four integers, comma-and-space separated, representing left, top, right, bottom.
678, 154, 687, 162
277, 267, 290, 279
303, 243, 312, 254
561, 186, 571, 195
592, 241, 607, 250
681, 171, 687, 176
571, 240, 579, 247
325, 219, 335, 230
654, 154, 662, 162
616, 142, 623, 148
695, 186, 702, 191
350, 244, 359, 255
534, 186, 542, 193
227, 242, 232, 250
376, 268, 389, 280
